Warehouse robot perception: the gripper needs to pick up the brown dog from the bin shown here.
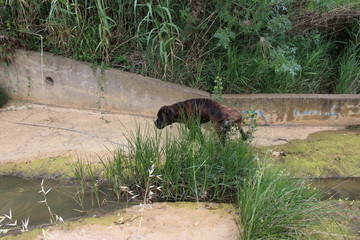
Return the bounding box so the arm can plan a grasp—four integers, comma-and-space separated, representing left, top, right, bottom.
154, 98, 248, 143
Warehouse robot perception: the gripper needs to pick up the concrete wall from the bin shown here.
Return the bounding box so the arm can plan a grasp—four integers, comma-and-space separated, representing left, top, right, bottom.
1, 49, 359, 126
0, 50, 208, 116
226, 94, 360, 126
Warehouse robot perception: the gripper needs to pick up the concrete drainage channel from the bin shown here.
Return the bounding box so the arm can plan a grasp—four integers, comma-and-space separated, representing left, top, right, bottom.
0, 50, 360, 238
1, 50, 359, 126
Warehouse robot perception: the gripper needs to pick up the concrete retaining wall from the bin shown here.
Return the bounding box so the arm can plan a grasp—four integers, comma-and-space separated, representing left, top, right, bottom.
0, 49, 359, 126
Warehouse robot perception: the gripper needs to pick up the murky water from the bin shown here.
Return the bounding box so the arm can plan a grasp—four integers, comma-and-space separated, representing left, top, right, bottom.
312, 177, 360, 200
0, 176, 125, 227
1, 175, 359, 230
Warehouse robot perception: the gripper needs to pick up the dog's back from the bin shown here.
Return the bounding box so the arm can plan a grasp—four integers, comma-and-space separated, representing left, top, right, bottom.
175, 98, 222, 123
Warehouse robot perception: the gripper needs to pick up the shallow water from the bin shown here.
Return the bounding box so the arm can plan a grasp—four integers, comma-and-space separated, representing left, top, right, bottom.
0, 176, 124, 227
312, 177, 360, 200
1, 175, 359, 230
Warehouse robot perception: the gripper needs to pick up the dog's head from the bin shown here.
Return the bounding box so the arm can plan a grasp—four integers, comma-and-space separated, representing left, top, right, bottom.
154, 105, 176, 129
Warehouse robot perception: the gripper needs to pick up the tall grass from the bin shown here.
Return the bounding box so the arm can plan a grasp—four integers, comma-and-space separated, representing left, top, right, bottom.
238, 164, 331, 239
1, 0, 359, 94
95, 124, 255, 203
73, 123, 350, 238
335, 27, 360, 94
160, 127, 254, 202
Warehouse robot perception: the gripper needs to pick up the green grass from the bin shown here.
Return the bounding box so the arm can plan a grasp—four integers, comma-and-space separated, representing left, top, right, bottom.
238, 164, 331, 239
73, 124, 352, 239
335, 39, 360, 94
1, 0, 359, 94
92, 124, 255, 203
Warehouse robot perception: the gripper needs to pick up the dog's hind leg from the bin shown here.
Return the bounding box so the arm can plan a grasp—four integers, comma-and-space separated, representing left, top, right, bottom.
215, 120, 231, 145
235, 121, 249, 141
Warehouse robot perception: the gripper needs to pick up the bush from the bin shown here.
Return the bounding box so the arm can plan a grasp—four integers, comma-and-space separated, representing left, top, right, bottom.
335, 26, 360, 94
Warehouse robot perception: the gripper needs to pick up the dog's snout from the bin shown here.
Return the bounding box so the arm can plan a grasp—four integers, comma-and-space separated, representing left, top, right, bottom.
154, 119, 164, 129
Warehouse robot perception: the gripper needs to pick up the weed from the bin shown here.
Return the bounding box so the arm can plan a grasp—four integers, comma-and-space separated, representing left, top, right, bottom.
73, 160, 86, 208
38, 179, 64, 224
0, 209, 29, 236
242, 108, 258, 142
212, 76, 224, 103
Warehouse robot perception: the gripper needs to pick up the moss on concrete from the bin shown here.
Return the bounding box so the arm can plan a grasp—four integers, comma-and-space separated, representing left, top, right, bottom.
0, 157, 75, 178
0, 212, 123, 240
59, 212, 123, 230
1, 229, 42, 240
265, 126, 360, 177
171, 202, 237, 218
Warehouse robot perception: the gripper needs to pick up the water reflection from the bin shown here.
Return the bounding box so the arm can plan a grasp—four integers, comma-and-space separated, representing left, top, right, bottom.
0, 176, 125, 227
311, 177, 360, 200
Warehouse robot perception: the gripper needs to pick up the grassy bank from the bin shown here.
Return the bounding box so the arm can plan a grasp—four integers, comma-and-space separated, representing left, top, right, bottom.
1, 0, 359, 94
73, 125, 352, 239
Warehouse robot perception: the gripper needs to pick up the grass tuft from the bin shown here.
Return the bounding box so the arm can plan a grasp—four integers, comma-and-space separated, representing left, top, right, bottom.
237, 162, 333, 239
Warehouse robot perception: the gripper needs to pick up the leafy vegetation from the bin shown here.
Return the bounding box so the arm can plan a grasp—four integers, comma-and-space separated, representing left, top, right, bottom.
0, 0, 359, 94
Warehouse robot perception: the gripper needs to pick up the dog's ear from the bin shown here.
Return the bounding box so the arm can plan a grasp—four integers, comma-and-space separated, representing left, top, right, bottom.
165, 107, 175, 121
158, 105, 167, 116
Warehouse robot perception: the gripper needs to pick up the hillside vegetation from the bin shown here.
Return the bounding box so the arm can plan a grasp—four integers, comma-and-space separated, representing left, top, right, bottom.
0, 0, 359, 94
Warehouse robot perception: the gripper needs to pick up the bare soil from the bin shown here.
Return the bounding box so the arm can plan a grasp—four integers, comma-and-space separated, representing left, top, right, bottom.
0, 102, 343, 240
36, 203, 238, 240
